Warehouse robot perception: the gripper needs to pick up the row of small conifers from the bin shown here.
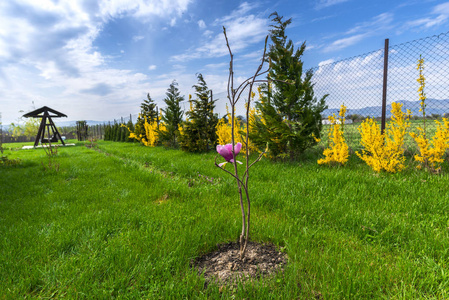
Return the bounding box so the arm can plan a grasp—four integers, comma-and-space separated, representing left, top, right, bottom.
103, 13, 327, 160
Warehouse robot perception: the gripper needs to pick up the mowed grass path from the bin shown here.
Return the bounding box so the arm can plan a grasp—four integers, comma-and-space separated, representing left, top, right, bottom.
1, 141, 448, 298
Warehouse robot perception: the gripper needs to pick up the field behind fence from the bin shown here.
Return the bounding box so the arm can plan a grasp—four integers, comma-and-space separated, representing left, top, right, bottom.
312, 30, 449, 148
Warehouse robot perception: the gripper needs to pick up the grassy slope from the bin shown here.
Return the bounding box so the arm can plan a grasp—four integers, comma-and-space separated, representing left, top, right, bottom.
1, 141, 448, 299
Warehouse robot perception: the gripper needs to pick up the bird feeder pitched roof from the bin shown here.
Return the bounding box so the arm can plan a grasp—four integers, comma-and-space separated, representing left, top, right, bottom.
22, 106, 67, 118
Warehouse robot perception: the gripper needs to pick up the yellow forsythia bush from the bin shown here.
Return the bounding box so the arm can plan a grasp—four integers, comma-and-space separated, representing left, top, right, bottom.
317, 104, 349, 165
410, 55, 449, 172
411, 119, 449, 171
216, 115, 237, 146
356, 102, 410, 173
247, 105, 259, 153
124, 116, 166, 147
216, 103, 258, 153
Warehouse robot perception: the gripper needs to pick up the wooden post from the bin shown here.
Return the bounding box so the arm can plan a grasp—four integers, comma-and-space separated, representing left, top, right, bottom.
381, 38, 389, 134
34, 114, 47, 147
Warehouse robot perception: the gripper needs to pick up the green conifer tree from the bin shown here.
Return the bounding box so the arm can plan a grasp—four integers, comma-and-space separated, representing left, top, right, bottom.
135, 93, 158, 141
179, 73, 218, 152
120, 123, 127, 142
105, 123, 112, 140
251, 12, 327, 160
158, 80, 184, 148
113, 122, 120, 142
104, 124, 108, 140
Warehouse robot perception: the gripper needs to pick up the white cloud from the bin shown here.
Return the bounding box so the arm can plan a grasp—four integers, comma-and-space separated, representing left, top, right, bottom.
170, 2, 268, 62
318, 58, 335, 66
35, 61, 60, 80
315, 0, 349, 10
204, 62, 228, 69
346, 13, 393, 35
311, 15, 336, 22
0, 0, 193, 124
324, 34, 367, 52
98, 0, 191, 21
405, 2, 449, 29
434, 2, 449, 14
240, 50, 263, 59
198, 19, 206, 29
133, 35, 144, 41
148, 64, 157, 70
216, 2, 256, 23
323, 13, 393, 53
407, 15, 447, 28
203, 29, 213, 37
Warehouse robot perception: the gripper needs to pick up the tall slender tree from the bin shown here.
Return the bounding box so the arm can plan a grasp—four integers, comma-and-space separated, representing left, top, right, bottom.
179, 73, 218, 152
251, 12, 327, 160
158, 80, 184, 148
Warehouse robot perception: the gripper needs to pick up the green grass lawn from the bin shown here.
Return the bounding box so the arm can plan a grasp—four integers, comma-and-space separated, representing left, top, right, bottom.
1, 140, 449, 298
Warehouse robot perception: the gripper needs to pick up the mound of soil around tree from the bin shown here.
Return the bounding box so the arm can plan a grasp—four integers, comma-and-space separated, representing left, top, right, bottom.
192, 241, 287, 286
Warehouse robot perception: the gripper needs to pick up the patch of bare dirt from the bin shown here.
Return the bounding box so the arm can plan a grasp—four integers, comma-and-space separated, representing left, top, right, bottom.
192, 241, 287, 286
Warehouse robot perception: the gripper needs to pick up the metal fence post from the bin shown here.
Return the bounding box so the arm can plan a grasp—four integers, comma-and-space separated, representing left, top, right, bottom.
381, 38, 389, 134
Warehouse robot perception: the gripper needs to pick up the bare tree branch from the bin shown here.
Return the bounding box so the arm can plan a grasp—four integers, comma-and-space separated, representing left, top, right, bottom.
217, 27, 271, 259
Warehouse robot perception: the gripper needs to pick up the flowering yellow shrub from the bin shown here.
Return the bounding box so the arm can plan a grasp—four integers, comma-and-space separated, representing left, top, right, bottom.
177, 123, 184, 138
124, 116, 166, 147
318, 104, 349, 165
356, 102, 410, 173
410, 55, 449, 172
411, 119, 449, 171
142, 118, 157, 147
247, 105, 259, 153
216, 104, 258, 153
215, 111, 236, 145
417, 55, 427, 117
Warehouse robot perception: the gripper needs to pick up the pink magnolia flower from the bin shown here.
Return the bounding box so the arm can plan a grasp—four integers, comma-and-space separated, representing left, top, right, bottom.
216, 142, 242, 167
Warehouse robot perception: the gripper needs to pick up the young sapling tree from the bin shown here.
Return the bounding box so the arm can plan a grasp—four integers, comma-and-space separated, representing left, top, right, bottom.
214, 27, 270, 259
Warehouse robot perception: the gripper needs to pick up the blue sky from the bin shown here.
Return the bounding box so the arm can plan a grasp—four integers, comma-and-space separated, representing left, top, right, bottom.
1, 0, 449, 125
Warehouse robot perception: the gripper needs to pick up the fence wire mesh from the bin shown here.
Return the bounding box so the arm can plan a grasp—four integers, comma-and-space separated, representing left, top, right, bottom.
311, 30, 449, 150
310, 48, 385, 148
311, 49, 385, 120
388, 32, 449, 118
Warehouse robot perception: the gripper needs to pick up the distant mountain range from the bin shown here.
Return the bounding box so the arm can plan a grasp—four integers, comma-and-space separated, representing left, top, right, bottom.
322, 98, 449, 118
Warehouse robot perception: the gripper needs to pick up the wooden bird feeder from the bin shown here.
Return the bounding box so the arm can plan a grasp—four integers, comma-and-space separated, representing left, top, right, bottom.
22, 106, 67, 147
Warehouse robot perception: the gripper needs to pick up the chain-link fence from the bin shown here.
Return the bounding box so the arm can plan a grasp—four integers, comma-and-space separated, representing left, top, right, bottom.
388, 32, 449, 118
312, 49, 385, 120
311, 30, 449, 149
